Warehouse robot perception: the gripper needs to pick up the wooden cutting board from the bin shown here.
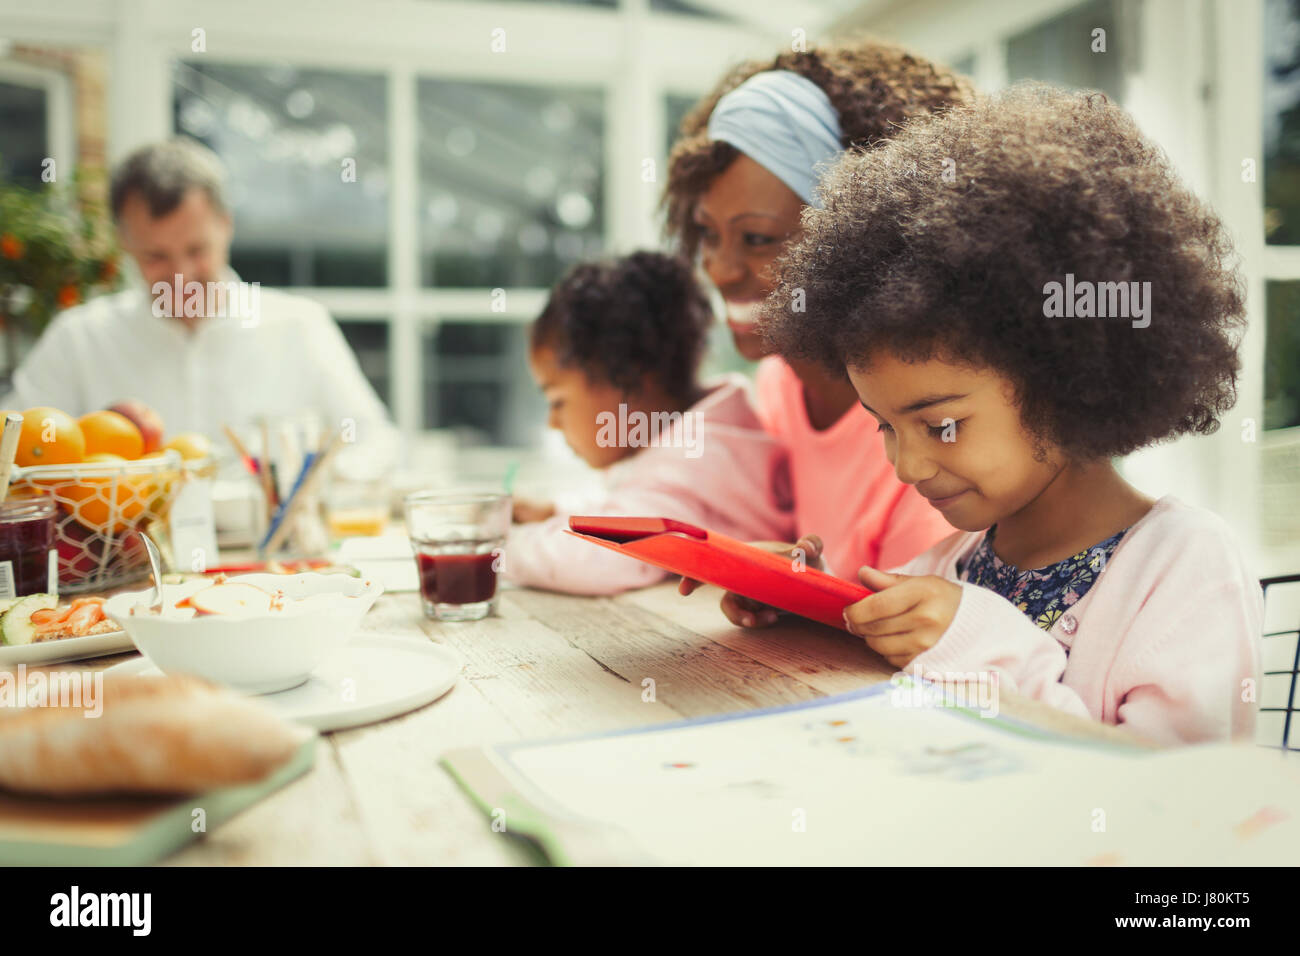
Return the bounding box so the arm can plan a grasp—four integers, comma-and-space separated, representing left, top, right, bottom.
0, 735, 316, 865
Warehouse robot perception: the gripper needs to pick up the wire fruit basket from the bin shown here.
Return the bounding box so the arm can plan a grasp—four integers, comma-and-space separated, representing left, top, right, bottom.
9, 451, 214, 593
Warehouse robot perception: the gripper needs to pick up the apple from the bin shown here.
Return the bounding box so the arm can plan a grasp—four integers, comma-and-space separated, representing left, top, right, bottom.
54, 519, 150, 586
187, 582, 273, 616
107, 400, 165, 455
54, 518, 107, 580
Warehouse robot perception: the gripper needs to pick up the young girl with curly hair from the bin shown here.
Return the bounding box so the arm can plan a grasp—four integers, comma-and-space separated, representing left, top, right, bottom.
760, 83, 1262, 745
503, 251, 794, 594
664, 36, 971, 583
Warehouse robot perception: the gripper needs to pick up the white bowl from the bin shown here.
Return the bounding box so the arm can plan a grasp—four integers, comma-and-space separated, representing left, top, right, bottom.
104, 572, 384, 694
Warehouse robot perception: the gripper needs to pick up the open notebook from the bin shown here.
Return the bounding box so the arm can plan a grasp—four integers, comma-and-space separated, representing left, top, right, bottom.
443, 681, 1300, 866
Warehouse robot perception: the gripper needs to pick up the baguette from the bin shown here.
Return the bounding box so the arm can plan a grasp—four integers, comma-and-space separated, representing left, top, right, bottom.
0, 672, 310, 795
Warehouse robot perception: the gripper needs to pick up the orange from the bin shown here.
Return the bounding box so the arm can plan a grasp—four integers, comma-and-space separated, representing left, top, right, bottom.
56, 453, 148, 535
14, 407, 84, 467
164, 432, 213, 461
79, 410, 144, 459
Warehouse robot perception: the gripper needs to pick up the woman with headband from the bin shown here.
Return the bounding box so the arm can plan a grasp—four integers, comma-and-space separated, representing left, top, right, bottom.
665, 38, 973, 625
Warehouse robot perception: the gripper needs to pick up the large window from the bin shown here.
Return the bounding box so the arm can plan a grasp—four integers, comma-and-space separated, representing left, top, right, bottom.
1266, 0, 1300, 432
665, 92, 698, 153
338, 320, 392, 408
0, 79, 49, 188
1266, 0, 1300, 245
0, 54, 76, 192
173, 61, 389, 288
1266, 283, 1300, 431
422, 321, 540, 446
417, 79, 604, 290
1005, 0, 1129, 100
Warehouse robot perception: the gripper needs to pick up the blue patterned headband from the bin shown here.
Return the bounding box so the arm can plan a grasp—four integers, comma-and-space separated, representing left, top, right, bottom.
706, 70, 844, 207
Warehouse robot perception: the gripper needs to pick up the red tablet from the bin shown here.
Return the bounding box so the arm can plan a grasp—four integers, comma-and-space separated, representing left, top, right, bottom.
566, 516, 870, 630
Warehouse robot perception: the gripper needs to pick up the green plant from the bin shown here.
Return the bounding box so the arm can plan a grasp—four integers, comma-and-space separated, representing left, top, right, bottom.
0, 168, 121, 340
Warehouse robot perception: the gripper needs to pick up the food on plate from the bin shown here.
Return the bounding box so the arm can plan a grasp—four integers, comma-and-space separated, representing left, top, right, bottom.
78, 409, 144, 459
0, 593, 57, 645
136, 572, 369, 619
0, 594, 121, 645
0, 673, 310, 795
107, 399, 165, 455
10, 407, 85, 467
179, 580, 279, 616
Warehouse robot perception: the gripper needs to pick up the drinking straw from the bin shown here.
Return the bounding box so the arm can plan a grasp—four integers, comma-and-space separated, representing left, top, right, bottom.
0, 413, 22, 501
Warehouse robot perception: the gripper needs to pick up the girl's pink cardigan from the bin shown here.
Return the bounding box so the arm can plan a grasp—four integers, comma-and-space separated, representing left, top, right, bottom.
897, 496, 1263, 745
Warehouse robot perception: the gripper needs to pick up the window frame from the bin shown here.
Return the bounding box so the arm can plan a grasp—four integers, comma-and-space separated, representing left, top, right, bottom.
0, 56, 77, 179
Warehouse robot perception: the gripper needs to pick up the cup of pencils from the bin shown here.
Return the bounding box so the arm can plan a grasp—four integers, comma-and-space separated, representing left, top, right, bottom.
404, 491, 510, 622
224, 417, 342, 557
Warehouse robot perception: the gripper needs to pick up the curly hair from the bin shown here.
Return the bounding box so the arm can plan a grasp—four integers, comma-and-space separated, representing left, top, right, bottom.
760, 82, 1247, 462
662, 35, 974, 258
531, 251, 713, 401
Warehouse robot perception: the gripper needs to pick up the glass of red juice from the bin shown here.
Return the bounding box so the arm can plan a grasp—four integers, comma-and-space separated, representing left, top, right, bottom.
0, 494, 56, 599
404, 491, 511, 621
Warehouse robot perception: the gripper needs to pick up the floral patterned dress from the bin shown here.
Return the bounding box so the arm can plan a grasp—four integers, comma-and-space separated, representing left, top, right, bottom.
957, 527, 1128, 633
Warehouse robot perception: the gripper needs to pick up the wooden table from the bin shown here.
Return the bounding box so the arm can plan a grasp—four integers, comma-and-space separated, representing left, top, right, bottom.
65, 579, 1146, 865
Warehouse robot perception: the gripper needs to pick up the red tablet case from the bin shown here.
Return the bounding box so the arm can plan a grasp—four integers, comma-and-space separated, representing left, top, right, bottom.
565, 516, 870, 630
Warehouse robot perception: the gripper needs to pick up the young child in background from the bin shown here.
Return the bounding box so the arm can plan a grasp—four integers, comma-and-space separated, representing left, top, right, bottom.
504, 251, 793, 595
759, 84, 1261, 745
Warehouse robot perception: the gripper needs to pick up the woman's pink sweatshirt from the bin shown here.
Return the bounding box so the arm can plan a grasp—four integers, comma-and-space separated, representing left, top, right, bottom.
755, 357, 953, 578
897, 496, 1263, 745
503, 375, 795, 595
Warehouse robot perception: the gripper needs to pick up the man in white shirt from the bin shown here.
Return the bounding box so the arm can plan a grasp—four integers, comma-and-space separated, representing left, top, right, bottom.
2, 138, 395, 460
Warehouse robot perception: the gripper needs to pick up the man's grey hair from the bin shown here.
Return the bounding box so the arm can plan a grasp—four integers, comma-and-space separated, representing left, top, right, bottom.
110, 138, 228, 222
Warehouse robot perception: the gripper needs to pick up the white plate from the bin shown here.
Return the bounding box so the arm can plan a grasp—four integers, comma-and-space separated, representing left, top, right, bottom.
104, 632, 463, 731
0, 628, 134, 666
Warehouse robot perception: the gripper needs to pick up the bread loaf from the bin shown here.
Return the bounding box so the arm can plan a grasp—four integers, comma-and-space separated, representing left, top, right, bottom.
0, 672, 310, 795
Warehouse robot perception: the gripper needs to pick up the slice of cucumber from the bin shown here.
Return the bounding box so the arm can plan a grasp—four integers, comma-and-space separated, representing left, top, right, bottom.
0, 593, 59, 646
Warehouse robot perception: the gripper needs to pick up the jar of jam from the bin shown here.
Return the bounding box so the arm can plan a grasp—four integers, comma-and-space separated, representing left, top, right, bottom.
0, 494, 56, 598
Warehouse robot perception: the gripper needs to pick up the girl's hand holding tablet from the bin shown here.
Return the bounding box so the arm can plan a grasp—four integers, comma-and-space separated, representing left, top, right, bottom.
677, 533, 825, 628
843, 569, 963, 669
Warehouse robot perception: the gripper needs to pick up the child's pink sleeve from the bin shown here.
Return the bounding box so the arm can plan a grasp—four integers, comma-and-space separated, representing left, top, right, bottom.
502, 483, 728, 596
903, 557, 1262, 745
908, 584, 1096, 721
502, 508, 669, 596
1109, 581, 1261, 744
